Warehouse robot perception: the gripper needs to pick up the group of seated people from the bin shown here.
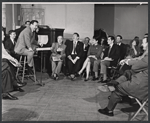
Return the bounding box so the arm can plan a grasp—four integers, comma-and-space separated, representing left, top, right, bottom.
97, 35, 148, 117
2, 19, 148, 119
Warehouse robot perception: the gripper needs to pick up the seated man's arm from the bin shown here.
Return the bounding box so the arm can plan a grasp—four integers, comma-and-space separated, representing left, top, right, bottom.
127, 55, 148, 72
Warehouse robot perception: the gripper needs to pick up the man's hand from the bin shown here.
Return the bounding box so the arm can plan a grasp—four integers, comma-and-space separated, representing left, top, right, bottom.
38, 42, 44, 47
57, 47, 63, 51
119, 59, 127, 65
104, 57, 112, 61
88, 55, 97, 60
28, 47, 33, 52
72, 57, 80, 64
68, 55, 72, 60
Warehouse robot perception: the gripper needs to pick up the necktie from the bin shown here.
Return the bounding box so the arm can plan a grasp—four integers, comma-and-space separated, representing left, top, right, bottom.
73, 41, 77, 54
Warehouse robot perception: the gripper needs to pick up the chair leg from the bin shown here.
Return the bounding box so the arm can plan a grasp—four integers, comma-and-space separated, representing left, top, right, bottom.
32, 60, 37, 83
16, 56, 22, 80
130, 99, 148, 121
136, 99, 148, 115
22, 56, 26, 83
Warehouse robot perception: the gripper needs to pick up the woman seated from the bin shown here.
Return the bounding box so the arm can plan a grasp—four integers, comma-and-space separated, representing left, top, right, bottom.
119, 36, 141, 75
92, 37, 109, 81
50, 35, 66, 80
126, 36, 141, 59
2, 28, 24, 100
77, 36, 103, 81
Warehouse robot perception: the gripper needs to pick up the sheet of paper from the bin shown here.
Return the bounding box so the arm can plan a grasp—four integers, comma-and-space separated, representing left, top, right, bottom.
38, 35, 48, 45
36, 47, 52, 51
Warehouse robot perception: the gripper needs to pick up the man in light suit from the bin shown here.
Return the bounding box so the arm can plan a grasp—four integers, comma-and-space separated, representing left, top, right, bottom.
98, 37, 148, 116
14, 20, 39, 73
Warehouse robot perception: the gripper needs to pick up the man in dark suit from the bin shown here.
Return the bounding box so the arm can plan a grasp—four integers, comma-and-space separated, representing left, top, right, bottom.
66, 33, 84, 80
3, 30, 20, 61
116, 35, 127, 60
99, 36, 120, 83
98, 37, 148, 116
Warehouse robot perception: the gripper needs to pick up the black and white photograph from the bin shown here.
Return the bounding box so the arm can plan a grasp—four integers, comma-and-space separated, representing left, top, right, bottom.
1, 1, 148, 121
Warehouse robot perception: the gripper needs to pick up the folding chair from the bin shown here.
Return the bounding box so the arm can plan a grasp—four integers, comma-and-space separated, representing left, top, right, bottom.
129, 96, 148, 121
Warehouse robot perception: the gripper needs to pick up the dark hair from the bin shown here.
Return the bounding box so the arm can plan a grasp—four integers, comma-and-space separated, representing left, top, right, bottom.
108, 36, 115, 43
8, 30, 16, 35
30, 20, 38, 25
93, 36, 99, 41
144, 33, 148, 36
101, 37, 108, 46
116, 35, 123, 39
73, 32, 79, 37
144, 33, 148, 38
85, 37, 90, 40
130, 36, 140, 46
25, 21, 30, 24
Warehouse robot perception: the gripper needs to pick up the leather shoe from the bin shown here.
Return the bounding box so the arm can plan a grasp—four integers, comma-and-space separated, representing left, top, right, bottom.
14, 87, 25, 92
75, 73, 80, 77
16, 83, 26, 88
84, 78, 89, 81
101, 80, 108, 83
3, 93, 18, 100
98, 108, 114, 116
92, 76, 99, 81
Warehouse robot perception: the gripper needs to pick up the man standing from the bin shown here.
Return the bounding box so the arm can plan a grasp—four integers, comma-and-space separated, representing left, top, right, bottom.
14, 20, 38, 73
66, 33, 83, 80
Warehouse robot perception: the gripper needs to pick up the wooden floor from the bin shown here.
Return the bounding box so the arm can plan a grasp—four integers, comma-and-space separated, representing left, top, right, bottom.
2, 72, 148, 121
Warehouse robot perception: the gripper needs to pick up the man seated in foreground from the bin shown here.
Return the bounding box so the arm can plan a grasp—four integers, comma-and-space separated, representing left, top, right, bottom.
97, 37, 148, 116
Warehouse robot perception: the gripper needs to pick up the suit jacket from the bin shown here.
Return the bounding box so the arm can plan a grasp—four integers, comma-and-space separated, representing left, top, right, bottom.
82, 44, 90, 60
3, 38, 16, 55
118, 54, 148, 101
118, 43, 127, 60
66, 41, 84, 59
14, 26, 34, 54
103, 44, 120, 66
51, 43, 66, 61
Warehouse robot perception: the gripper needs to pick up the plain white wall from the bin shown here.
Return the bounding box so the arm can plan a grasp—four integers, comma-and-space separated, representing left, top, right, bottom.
21, 4, 94, 40
65, 4, 94, 40
114, 4, 148, 39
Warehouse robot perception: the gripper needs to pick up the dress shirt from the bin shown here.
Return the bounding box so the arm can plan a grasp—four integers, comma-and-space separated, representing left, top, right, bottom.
72, 40, 78, 55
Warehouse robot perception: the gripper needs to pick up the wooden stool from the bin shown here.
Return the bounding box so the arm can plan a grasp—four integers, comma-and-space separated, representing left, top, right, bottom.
16, 55, 37, 83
